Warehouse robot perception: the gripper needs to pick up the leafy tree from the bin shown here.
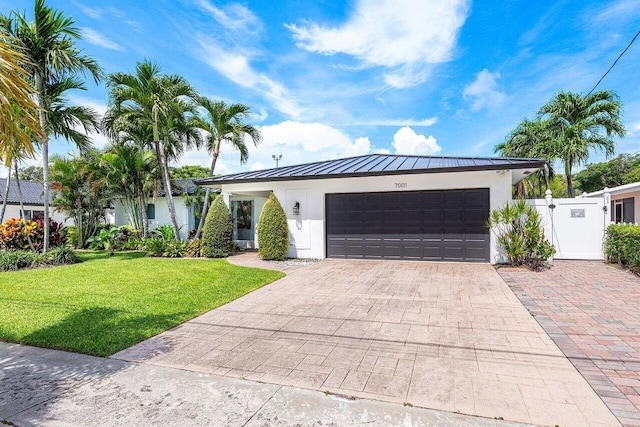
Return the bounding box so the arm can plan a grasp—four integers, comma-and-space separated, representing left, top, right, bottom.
1, 0, 103, 251
574, 154, 640, 193
17, 165, 43, 182
538, 90, 625, 197
170, 165, 210, 179
105, 60, 199, 241
257, 192, 289, 260
193, 97, 261, 239
201, 195, 234, 258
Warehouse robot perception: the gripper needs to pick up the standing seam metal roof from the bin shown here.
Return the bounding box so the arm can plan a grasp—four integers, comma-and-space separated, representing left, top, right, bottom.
196, 154, 546, 185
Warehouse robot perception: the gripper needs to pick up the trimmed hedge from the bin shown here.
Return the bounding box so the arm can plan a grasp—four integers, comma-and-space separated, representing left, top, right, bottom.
605, 224, 640, 267
257, 192, 289, 260
202, 195, 234, 258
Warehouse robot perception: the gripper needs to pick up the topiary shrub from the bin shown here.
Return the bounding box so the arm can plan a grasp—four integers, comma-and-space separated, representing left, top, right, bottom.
257, 192, 289, 260
201, 195, 234, 258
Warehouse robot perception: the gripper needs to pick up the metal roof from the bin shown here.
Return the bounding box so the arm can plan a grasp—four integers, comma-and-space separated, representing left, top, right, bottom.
157, 179, 199, 197
0, 178, 50, 206
196, 154, 546, 185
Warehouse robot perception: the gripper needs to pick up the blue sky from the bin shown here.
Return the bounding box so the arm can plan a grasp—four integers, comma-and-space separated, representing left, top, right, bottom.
2, 0, 640, 176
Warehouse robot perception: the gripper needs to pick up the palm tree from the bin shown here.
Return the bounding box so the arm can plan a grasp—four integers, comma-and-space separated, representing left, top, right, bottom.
1, 0, 103, 251
0, 32, 43, 163
105, 60, 197, 241
538, 90, 625, 197
495, 118, 556, 198
101, 143, 157, 237
193, 97, 261, 239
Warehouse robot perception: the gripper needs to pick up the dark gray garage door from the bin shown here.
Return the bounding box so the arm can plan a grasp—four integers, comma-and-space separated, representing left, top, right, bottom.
326, 189, 490, 262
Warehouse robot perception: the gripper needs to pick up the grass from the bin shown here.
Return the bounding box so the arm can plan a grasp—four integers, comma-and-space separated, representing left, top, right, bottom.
0, 251, 284, 357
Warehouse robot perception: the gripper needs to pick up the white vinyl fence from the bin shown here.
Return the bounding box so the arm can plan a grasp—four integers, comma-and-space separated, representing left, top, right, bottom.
529, 189, 611, 260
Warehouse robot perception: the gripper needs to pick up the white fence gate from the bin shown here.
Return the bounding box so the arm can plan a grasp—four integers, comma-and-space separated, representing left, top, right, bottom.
529, 190, 610, 260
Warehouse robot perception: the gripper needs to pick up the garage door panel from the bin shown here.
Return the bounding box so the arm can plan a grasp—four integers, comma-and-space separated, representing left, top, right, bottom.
326, 189, 489, 262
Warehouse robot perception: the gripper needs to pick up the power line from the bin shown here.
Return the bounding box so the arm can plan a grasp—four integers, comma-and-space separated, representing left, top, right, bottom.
586, 29, 640, 96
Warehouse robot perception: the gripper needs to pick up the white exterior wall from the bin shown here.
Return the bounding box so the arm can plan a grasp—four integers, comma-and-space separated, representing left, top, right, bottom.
1, 204, 72, 225
220, 170, 513, 263
114, 197, 192, 240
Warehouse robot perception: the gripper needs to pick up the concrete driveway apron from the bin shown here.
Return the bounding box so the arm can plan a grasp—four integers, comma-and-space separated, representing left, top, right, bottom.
114, 257, 618, 426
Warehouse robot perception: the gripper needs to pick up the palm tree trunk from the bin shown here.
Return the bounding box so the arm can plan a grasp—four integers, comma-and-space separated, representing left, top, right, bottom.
14, 160, 36, 252
194, 141, 221, 239
159, 143, 180, 241
0, 166, 12, 223
139, 192, 149, 238
565, 162, 575, 198
35, 75, 50, 252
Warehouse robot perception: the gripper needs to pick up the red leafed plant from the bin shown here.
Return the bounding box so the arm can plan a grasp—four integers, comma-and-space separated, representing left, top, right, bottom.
0, 218, 67, 251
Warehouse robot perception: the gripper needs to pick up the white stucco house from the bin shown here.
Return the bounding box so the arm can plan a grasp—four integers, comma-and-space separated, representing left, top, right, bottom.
113, 179, 202, 240
197, 154, 545, 263
582, 182, 640, 224
0, 178, 70, 225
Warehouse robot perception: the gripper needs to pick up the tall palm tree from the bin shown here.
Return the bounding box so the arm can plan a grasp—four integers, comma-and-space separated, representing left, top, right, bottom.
106, 60, 197, 240
538, 90, 625, 197
1, 0, 103, 251
193, 97, 261, 239
495, 118, 556, 198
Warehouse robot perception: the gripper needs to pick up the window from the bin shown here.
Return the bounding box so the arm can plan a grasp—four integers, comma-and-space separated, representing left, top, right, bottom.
32, 210, 44, 221
146, 204, 155, 220
612, 197, 635, 223
21, 210, 32, 220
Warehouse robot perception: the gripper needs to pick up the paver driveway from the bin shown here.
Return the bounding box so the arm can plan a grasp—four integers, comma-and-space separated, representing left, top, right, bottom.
499, 261, 640, 427
114, 258, 618, 426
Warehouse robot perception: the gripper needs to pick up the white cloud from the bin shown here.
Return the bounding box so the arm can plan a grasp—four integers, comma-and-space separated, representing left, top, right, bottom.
391, 127, 441, 155
363, 117, 438, 127
76, 4, 103, 19
196, 36, 302, 118
463, 69, 507, 112
195, 0, 262, 34
81, 28, 124, 51
178, 121, 376, 174
286, 0, 470, 88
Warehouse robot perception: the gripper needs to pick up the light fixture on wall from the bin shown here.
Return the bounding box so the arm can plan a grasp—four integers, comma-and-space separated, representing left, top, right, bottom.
293, 201, 300, 216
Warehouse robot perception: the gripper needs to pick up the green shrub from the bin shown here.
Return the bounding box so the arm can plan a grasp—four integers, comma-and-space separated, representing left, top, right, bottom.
184, 239, 202, 257
0, 250, 37, 271
67, 225, 78, 247
48, 247, 81, 265
488, 198, 555, 269
151, 224, 176, 241
257, 192, 289, 261
141, 237, 185, 257
163, 241, 185, 258
201, 195, 234, 258
605, 224, 640, 267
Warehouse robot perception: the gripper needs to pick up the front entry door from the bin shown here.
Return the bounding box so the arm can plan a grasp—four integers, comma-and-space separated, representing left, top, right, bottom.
232, 200, 254, 243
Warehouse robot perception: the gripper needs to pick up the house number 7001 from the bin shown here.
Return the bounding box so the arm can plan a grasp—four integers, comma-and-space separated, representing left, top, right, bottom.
395, 182, 407, 189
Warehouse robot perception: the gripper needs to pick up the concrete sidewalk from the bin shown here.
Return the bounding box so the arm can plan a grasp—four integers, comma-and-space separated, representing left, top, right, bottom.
1, 342, 530, 427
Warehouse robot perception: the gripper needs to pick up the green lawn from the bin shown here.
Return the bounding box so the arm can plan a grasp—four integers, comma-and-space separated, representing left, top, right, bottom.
0, 251, 284, 356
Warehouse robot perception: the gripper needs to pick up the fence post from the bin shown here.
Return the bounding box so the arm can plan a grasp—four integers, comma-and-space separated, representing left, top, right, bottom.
544, 189, 555, 259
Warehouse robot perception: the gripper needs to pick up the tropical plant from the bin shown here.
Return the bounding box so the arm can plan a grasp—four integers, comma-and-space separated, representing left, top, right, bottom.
538, 90, 625, 197
1, 0, 103, 251
495, 118, 555, 198
257, 192, 289, 261
0, 249, 37, 271
487, 198, 555, 269
86, 227, 120, 251
105, 60, 199, 241
170, 165, 210, 179
193, 98, 261, 239
50, 151, 110, 248
201, 195, 234, 258
0, 31, 42, 163
101, 142, 156, 237
0, 217, 42, 250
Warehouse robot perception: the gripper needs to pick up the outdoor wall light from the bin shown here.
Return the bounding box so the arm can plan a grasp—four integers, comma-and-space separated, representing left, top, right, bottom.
293, 201, 300, 216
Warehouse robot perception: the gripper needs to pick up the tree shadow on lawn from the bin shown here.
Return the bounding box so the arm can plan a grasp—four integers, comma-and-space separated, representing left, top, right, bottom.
23, 306, 189, 357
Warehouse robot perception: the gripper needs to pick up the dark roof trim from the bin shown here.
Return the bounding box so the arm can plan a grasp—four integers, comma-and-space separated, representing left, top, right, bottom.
195, 154, 546, 186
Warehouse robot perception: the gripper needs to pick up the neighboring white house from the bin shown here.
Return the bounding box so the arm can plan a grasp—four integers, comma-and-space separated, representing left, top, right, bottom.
113, 179, 202, 240
583, 182, 640, 224
198, 154, 545, 264
0, 178, 71, 225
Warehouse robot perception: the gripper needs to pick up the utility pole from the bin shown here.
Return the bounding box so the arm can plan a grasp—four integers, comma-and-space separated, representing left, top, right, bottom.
272, 154, 282, 168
